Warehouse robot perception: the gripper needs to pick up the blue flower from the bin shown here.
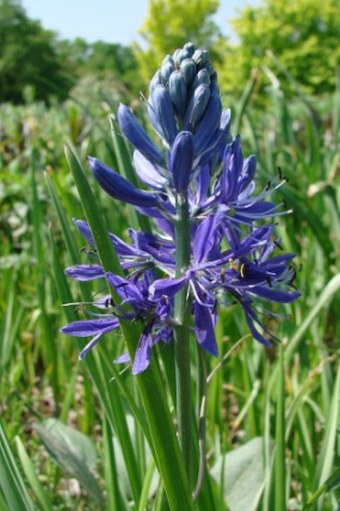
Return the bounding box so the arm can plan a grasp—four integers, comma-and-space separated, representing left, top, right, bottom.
61, 269, 174, 374
61, 43, 300, 373
61, 317, 119, 360
150, 220, 299, 351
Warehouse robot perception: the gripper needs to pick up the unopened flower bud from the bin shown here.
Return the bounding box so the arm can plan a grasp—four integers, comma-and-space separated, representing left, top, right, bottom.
182, 42, 195, 57
184, 83, 210, 130
180, 58, 196, 84
148, 85, 178, 144
150, 71, 162, 93
169, 70, 187, 116
169, 131, 194, 192
191, 69, 210, 90
173, 48, 187, 66
192, 49, 209, 67
160, 60, 174, 83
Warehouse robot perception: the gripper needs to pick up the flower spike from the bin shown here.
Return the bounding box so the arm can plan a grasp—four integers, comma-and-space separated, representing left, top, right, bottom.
61, 42, 299, 372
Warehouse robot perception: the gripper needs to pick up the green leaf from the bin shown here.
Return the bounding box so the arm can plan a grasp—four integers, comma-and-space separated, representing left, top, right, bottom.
112, 414, 158, 500
211, 437, 266, 511
33, 419, 103, 505
15, 436, 53, 511
304, 468, 340, 509
0, 419, 35, 511
312, 364, 340, 510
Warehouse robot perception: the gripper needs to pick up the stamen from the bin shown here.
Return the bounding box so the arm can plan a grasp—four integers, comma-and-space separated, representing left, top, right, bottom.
274, 239, 284, 250
240, 263, 246, 278
278, 166, 289, 182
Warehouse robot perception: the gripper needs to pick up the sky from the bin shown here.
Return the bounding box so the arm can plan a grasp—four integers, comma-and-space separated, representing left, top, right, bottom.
22, 0, 249, 45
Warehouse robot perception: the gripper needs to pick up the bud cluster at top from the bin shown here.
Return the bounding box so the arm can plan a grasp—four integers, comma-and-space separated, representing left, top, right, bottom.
146, 42, 226, 159
150, 41, 217, 124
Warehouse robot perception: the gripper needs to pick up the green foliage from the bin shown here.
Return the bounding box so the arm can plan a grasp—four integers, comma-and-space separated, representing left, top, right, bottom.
217, 0, 340, 98
0, 42, 339, 509
0, 0, 72, 103
59, 38, 143, 97
135, 0, 222, 78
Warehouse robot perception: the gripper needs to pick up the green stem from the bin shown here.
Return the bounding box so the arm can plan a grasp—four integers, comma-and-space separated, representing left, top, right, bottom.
65, 146, 194, 511
274, 344, 286, 511
174, 193, 193, 484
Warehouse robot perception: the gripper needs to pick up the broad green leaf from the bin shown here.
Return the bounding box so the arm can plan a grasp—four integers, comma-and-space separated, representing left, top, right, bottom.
211, 437, 266, 511
33, 419, 103, 504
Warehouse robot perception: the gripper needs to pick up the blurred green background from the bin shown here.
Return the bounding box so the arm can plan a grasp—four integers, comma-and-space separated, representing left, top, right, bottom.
0, 0, 339, 510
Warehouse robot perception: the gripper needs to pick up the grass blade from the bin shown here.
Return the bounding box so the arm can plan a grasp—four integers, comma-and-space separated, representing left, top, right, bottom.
0, 419, 35, 511
312, 364, 340, 510
15, 436, 53, 511
274, 344, 286, 511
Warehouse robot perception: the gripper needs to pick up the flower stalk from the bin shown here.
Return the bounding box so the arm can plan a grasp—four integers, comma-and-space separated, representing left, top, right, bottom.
174, 191, 193, 482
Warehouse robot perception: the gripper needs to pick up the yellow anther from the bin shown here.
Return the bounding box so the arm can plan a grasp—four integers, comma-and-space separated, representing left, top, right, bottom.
229, 258, 247, 278
228, 258, 239, 272
240, 263, 246, 278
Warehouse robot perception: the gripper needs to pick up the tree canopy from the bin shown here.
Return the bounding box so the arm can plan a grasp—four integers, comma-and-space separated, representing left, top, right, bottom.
135, 0, 222, 79
0, 0, 142, 104
0, 0, 72, 103
58, 38, 143, 96
217, 0, 340, 97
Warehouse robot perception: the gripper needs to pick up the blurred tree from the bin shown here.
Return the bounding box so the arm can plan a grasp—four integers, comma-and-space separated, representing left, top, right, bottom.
135, 0, 222, 81
59, 38, 143, 96
217, 0, 340, 98
0, 0, 72, 103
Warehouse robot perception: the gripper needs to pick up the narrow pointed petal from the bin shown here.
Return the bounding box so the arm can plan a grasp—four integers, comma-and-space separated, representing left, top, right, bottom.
128, 229, 175, 265
74, 219, 94, 245
109, 231, 145, 257
250, 286, 301, 303
244, 311, 272, 347
238, 154, 257, 192
194, 302, 218, 356
60, 318, 119, 337
193, 214, 220, 263
169, 131, 194, 192
113, 353, 131, 364
132, 324, 153, 374
235, 202, 278, 218
106, 273, 144, 302
133, 150, 167, 189
117, 104, 163, 164
262, 253, 296, 267
150, 276, 187, 300
89, 157, 159, 208
79, 333, 103, 359
64, 264, 104, 281
221, 136, 243, 202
